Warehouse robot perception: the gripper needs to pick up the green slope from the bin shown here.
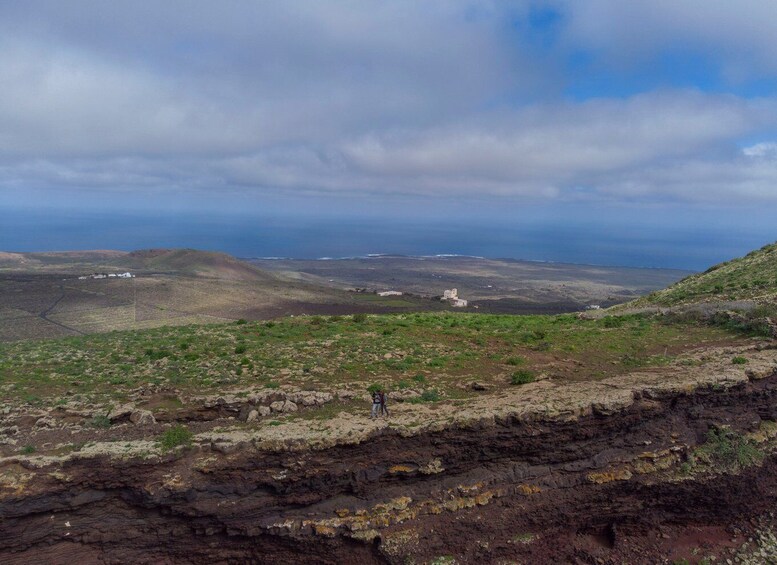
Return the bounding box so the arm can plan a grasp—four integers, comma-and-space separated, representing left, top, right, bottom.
634, 241, 777, 306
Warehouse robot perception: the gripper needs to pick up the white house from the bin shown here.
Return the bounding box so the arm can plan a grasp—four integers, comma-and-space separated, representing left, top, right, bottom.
441, 288, 468, 308
378, 291, 403, 297
442, 288, 458, 300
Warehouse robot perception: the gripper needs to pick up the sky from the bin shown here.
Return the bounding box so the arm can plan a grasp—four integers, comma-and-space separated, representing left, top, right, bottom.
1, 1, 776, 269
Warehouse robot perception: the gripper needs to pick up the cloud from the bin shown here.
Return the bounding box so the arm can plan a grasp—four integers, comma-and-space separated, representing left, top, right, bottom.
3, 2, 777, 207
560, 1, 777, 81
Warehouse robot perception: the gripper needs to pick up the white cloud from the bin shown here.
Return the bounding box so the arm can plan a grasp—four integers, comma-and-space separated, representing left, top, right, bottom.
742, 142, 777, 158
3, 2, 777, 206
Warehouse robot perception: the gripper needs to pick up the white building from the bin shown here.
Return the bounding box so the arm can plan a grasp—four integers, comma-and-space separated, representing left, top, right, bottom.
441, 288, 468, 308
378, 291, 402, 297
442, 288, 458, 300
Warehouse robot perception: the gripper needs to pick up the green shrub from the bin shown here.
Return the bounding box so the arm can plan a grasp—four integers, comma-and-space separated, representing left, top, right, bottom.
352, 313, 367, 323
510, 369, 535, 385
20, 445, 36, 455
602, 316, 624, 328
367, 383, 383, 394
505, 356, 526, 366
412, 373, 427, 383
234, 344, 247, 354
145, 348, 171, 360
89, 414, 112, 429
158, 425, 193, 450
692, 427, 764, 472
235, 319, 247, 325
732, 356, 748, 365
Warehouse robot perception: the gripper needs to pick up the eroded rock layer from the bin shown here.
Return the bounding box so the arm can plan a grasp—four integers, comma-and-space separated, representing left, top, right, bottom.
3, 367, 777, 564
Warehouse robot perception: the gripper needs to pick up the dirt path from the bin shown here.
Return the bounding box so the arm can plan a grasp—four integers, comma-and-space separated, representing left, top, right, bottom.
37, 284, 85, 335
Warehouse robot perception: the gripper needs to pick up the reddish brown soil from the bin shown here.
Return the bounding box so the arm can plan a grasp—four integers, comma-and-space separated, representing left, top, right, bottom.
2, 373, 777, 564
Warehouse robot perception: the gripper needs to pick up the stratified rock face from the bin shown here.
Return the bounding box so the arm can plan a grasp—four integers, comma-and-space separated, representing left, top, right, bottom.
2, 368, 777, 564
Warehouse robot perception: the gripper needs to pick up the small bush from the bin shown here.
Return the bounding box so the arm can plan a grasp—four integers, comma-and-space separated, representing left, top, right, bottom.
145, 348, 171, 360
692, 427, 764, 472
367, 383, 383, 394
266, 380, 280, 389
506, 356, 526, 366
89, 414, 112, 429
235, 318, 247, 325
732, 356, 748, 365
510, 369, 535, 385
234, 344, 247, 354
158, 425, 193, 451
407, 389, 441, 404
20, 445, 36, 455
412, 373, 427, 384
352, 313, 367, 323
602, 316, 624, 328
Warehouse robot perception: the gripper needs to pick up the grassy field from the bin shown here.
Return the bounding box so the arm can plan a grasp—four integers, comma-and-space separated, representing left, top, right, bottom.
0, 311, 744, 409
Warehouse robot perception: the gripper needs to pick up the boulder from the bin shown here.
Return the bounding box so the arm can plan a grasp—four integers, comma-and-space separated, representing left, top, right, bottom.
258, 406, 271, 417
129, 409, 156, 426
246, 409, 259, 422
34, 416, 58, 428
270, 400, 298, 413
337, 390, 358, 400
107, 403, 135, 422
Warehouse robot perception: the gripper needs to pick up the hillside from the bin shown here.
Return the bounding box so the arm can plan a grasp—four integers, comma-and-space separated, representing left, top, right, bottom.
1, 311, 776, 563
632, 241, 777, 307
0, 249, 439, 342
117, 249, 276, 282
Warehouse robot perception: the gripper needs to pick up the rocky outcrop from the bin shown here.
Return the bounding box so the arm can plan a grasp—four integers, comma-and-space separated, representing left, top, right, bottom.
2, 362, 777, 563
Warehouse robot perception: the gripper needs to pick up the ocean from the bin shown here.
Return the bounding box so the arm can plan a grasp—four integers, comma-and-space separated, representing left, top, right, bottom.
1, 205, 772, 271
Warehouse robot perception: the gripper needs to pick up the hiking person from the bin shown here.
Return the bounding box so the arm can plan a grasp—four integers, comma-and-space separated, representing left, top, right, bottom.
379, 390, 389, 417
370, 389, 381, 419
